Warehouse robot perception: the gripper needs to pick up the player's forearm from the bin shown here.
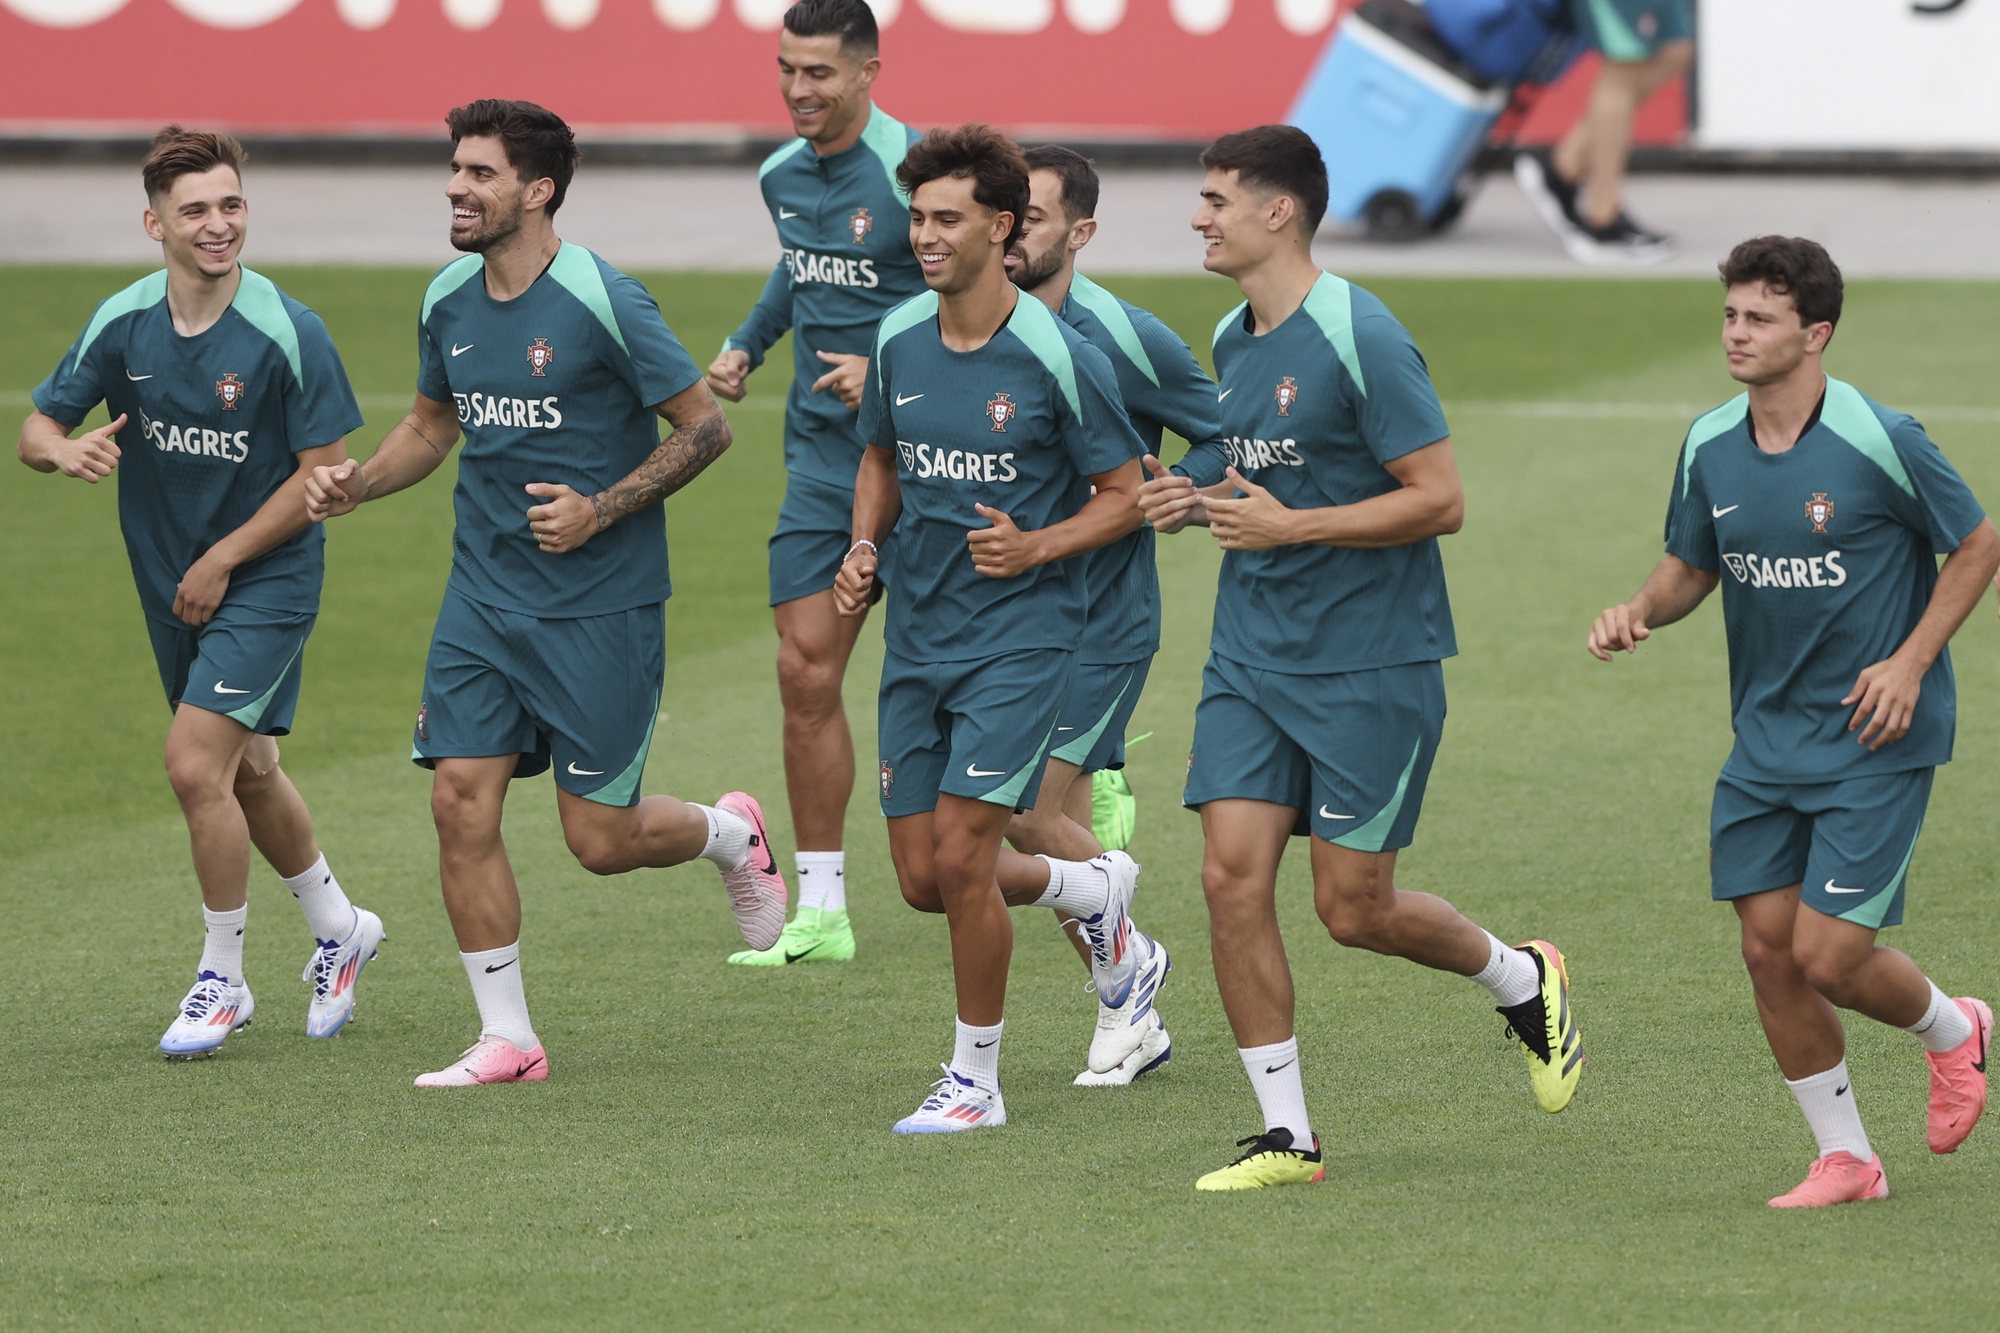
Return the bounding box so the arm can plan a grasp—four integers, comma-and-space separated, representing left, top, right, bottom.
725, 261, 793, 368
591, 410, 733, 530
206, 462, 338, 571
1030, 482, 1143, 565
1629, 555, 1717, 629
850, 445, 902, 545
358, 415, 458, 502
1170, 438, 1231, 489
1893, 517, 2000, 671
16, 414, 73, 472
1287, 478, 1463, 549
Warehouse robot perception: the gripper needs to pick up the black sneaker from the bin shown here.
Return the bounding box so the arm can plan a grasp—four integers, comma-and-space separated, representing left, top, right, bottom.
1512, 149, 1586, 237
1565, 212, 1674, 266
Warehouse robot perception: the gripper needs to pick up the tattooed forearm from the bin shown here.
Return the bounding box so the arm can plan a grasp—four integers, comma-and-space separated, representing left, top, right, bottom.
406, 416, 449, 460
590, 411, 733, 529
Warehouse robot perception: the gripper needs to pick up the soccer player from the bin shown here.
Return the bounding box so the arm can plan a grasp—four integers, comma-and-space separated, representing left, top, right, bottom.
835, 125, 1149, 1132
1000, 144, 1234, 1086
1138, 126, 1582, 1190
303, 99, 787, 1088
17, 126, 384, 1058
1588, 236, 1996, 1208
705, 0, 926, 967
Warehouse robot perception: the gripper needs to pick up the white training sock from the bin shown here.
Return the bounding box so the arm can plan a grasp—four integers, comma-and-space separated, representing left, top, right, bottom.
1029, 855, 1110, 919
460, 942, 537, 1050
797, 851, 846, 913
198, 903, 247, 983
954, 1017, 1003, 1091
691, 803, 751, 867
1786, 1060, 1872, 1160
1472, 931, 1541, 1008
282, 854, 356, 943
1240, 1037, 1312, 1145
1907, 982, 1975, 1053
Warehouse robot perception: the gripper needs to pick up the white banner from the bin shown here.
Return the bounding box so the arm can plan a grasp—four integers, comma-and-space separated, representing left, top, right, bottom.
1696, 0, 2000, 150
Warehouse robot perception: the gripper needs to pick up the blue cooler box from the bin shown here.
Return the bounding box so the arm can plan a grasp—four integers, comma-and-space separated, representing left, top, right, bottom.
1289, 5, 1506, 240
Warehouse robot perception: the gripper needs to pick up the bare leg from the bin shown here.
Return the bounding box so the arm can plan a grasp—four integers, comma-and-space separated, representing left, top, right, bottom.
931, 794, 1016, 1028
554, 787, 710, 876
774, 589, 870, 852
1735, 887, 1847, 1079
1000, 759, 1099, 966
1792, 903, 1934, 1029
1553, 40, 1694, 226
1200, 799, 1296, 1048
1308, 839, 1490, 975
430, 756, 522, 953
234, 750, 320, 880
163, 704, 258, 911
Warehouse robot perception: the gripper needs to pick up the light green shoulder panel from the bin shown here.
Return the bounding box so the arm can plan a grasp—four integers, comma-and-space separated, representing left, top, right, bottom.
547, 243, 628, 356
859, 106, 914, 206
759, 137, 810, 180
1821, 377, 1914, 498
1300, 272, 1364, 396
75, 270, 167, 368
1009, 295, 1082, 422
1069, 274, 1159, 388
420, 254, 483, 324
1680, 395, 1749, 497
1211, 302, 1247, 356
232, 267, 303, 383
872, 290, 940, 397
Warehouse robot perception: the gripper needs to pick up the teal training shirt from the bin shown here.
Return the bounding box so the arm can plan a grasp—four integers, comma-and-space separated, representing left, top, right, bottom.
726, 106, 927, 491
1664, 378, 1986, 783
416, 243, 702, 617
1200, 271, 1456, 674
856, 290, 1145, 663
1057, 273, 1226, 664
33, 266, 362, 621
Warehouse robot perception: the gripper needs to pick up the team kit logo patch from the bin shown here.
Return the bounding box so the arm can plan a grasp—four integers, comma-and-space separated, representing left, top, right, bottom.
849, 206, 873, 244
879, 760, 894, 800
1274, 375, 1299, 416
1805, 491, 1836, 533
214, 372, 247, 410
416, 701, 429, 743
986, 391, 1016, 432
526, 337, 556, 377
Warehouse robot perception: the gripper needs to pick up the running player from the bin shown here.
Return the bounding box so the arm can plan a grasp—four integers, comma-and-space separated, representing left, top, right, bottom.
1000, 144, 1232, 1087
835, 125, 1149, 1132
304, 99, 787, 1088
18, 126, 384, 1058
706, 0, 925, 967
1588, 235, 1996, 1208
1138, 126, 1582, 1190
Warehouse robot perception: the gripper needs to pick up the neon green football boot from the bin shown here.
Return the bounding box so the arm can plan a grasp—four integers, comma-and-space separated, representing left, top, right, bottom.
1091, 769, 1137, 852
726, 906, 856, 966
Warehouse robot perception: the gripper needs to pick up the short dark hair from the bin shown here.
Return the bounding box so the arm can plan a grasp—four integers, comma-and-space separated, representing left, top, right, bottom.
1200, 125, 1328, 235
445, 99, 580, 216
1718, 236, 1843, 330
141, 125, 247, 204
783, 0, 878, 56
1023, 144, 1099, 224
897, 124, 1030, 250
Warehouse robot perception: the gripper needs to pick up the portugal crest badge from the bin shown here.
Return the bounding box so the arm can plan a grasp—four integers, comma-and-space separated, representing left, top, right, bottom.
526, 337, 556, 377
1805, 491, 1836, 533
1274, 375, 1299, 417
986, 391, 1016, 432
215, 372, 247, 410
879, 760, 894, 800
849, 206, 874, 244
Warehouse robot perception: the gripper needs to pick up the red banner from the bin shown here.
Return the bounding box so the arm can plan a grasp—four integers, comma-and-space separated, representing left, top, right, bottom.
0, 1, 1682, 144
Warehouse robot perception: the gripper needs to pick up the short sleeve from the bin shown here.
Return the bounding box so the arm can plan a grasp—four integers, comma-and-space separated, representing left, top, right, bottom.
856, 327, 889, 447
1061, 341, 1146, 477
1353, 312, 1450, 465
1662, 438, 1718, 571
1132, 314, 1225, 453
283, 310, 364, 452
30, 315, 112, 427
415, 306, 449, 404
1888, 418, 1986, 551
608, 273, 703, 409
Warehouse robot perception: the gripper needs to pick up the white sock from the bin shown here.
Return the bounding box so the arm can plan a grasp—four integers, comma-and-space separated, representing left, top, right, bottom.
1240, 1037, 1312, 1146
691, 803, 751, 867
1472, 931, 1541, 1007
1907, 982, 1975, 1053
1029, 856, 1110, 918
461, 942, 537, 1050
1786, 1060, 1872, 1160
282, 854, 356, 943
797, 851, 846, 913
953, 1017, 1003, 1091
198, 903, 247, 983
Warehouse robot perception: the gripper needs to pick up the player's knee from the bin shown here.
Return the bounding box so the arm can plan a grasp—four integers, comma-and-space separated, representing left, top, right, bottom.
1317, 896, 1387, 950
1004, 805, 1054, 854
1656, 38, 1694, 78
561, 826, 629, 877
898, 872, 944, 913
775, 640, 842, 713
1794, 942, 1863, 1001
429, 775, 494, 841
1738, 928, 1796, 983
163, 743, 230, 809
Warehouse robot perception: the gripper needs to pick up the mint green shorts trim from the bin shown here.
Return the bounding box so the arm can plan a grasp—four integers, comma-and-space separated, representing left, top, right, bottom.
147, 602, 314, 736
1049, 658, 1150, 772
1710, 768, 1933, 930
878, 647, 1073, 817
1571, 0, 1692, 61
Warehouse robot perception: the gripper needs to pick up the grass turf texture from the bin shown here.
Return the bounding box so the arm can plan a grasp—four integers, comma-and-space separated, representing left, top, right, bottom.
3, 267, 1998, 1329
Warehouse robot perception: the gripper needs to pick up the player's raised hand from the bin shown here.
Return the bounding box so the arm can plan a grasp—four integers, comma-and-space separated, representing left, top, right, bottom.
834, 540, 878, 615
49, 412, 125, 482
810, 351, 868, 410
304, 460, 368, 521
1586, 604, 1651, 660
1842, 654, 1923, 750
172, 551, 231, 628
524, 482, 602, 554
1205, 467, 1296, 550
967, 503, 1042, 578
705, 348, 752, 402
1137, 454, 1203, 533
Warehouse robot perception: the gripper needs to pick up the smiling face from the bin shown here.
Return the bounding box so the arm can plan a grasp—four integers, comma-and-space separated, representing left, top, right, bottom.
777, 29, 878, 154
1191, 166, 1288, 278
144, 163, 245, 282
909, 173, 1011, 297
1722, 281, 1830, 387
446, 134, 539, 254
1005, 167, 1088, 293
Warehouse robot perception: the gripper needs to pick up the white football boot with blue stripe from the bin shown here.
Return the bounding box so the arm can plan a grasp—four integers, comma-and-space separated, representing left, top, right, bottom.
1086, 928, 1171, 1074
159, 971, 255, 1059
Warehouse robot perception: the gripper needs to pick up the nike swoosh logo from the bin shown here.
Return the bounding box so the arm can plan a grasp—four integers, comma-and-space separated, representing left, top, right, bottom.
451, 343, 475, 357
1217, 388, 1233, 401
1264, 1058, 1296, 1074
565, 762, 605, 777
973, 1039, 997, 1049
784, 943, 822, 963
484, 958, 517, 973
778, 208, 799, 219
213, 683, 250, 696
966, 765, 1005, 779
1317, 806, 1356, 820
1823, 879, 1866, 895
1835, 1084, 1850, 1096
895, 392, 924, 406
1711, 504, 1740, 518
125, 370, 154, 381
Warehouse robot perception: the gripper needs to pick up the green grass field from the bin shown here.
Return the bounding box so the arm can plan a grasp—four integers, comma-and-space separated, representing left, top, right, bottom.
4, 267, 1998, 1329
